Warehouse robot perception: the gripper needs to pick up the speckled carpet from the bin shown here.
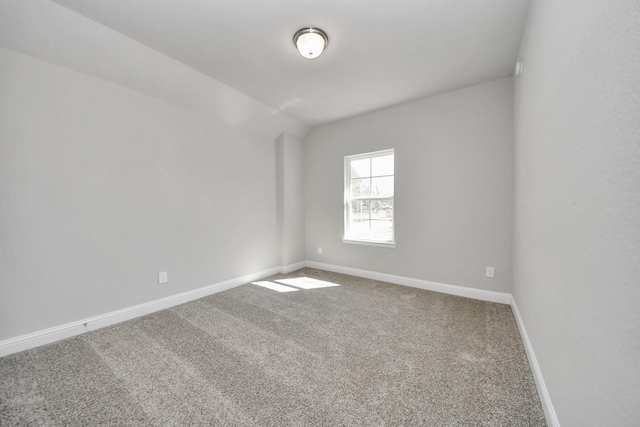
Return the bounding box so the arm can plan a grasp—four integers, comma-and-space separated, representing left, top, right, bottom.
0, 268, 546, 426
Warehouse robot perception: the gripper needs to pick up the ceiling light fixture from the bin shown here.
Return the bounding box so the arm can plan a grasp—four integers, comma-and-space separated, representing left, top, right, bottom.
293, 27, 328, 59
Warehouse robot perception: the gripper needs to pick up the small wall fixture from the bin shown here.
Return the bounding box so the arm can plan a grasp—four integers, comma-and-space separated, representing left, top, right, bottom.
515, 59, 523, 77
293, 27, 328, 59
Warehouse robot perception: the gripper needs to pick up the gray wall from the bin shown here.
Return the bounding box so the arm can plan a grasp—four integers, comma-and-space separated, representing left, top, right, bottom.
305, 78, 515, 293
0, 1, 306, 341
513, 0, 640, 425
276, 133, 306, 267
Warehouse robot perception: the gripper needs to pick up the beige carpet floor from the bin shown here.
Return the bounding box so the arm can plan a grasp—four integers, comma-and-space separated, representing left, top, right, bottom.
0, 268, 546, 426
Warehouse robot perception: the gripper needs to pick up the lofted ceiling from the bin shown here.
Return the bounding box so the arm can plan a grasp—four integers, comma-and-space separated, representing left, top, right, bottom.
51, 0, 531, 127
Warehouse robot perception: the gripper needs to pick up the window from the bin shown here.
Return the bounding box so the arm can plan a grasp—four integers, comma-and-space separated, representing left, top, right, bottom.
344, 149, 395, 247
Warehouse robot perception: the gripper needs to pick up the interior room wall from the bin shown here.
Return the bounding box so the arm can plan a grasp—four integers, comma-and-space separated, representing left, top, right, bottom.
0, 1, 306, 341
513, 0, 640, 425
304, 78, 515, 293
276, 133, 306, 268
0, 46, 279, 340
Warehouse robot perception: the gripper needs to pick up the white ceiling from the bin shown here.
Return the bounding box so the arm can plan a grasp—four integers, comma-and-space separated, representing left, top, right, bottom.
51, 0, 531, 127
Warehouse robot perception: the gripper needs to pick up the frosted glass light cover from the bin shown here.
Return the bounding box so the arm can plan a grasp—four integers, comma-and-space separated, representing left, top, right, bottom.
296, 31, 326, 59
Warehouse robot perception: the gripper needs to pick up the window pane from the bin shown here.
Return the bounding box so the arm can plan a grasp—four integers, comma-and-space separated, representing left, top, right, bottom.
350, 177, 370, 197
350, 158, 370, 178
349, 200, 371, 240
370, 199, 393, 218
371, 176, 393, 197
347, 217, 393, 242
348, 218, 371, 240
351, 200, 370, 220
370, 219, 393, 241
347, 198, 393, 242
372, 155, 394, 177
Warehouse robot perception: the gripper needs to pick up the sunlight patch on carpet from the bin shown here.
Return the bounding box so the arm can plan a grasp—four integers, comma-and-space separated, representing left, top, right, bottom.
275, 277, 341, 290
251, 281, 299, 292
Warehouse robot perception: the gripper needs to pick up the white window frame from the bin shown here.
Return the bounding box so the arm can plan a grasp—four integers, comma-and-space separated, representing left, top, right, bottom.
343, 149, 396, 248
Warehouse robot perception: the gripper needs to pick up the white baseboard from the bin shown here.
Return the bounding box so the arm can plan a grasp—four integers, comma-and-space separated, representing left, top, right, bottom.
0, 266, 280, 357
510, 297, 560, 427
305, 261, 512, 304
279, 261, 306, 274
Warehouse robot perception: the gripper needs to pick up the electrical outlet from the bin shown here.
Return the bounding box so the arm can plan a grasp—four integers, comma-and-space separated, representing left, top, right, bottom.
158, 271, 168, 284
318, 247, 323, 254
486, 267, 494, 278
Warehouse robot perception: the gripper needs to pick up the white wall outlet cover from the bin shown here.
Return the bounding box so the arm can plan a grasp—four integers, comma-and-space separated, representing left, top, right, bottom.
515, 59, 523, 77
158, 272, 168, 284
318, 247, 323, 254
486, 267, 495, 278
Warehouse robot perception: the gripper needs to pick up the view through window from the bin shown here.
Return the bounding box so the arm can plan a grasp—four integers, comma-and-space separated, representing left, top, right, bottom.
344, 149, 395, 246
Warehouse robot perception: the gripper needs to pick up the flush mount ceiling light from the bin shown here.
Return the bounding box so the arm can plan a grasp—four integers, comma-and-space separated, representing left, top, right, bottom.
293, 27, 328, 59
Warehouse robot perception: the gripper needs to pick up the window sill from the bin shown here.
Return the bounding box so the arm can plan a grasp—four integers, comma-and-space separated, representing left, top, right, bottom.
343, 238, 396, 248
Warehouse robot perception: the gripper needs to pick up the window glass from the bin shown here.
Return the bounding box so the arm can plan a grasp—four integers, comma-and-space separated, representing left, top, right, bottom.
344, 149, 395, 246
372, 155, 394, 176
